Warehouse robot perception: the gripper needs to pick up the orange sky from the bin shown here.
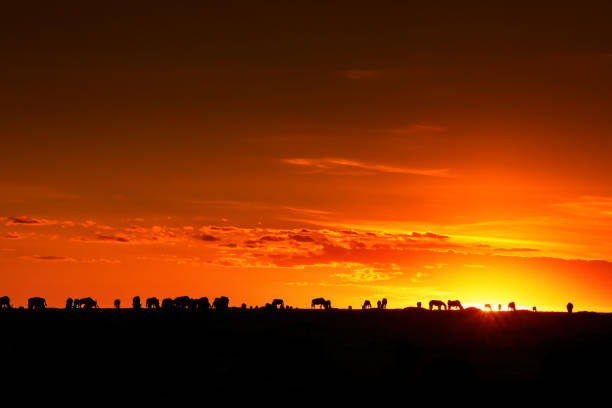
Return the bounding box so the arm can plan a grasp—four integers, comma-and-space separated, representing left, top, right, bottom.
3, 2, 612, 310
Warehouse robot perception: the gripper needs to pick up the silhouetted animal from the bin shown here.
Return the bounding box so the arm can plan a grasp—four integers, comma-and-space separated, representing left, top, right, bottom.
508, 302, 516, 311
484, 304, 493, 311
174, 296, 192, 310
28, 297, 46, 310
194, 297, 210, 310
567, 302, 574, 313
447, 300, 464, 310
73, 298, 81, 309
417, 302, 422, 309
429, 300, 446, 310
362, 300, 372, 309
114, 299, 120, 309
311, 297, 327, 309
271, 299, 284, 309
377, 300, 381, 309
381, 298, 387, 309
132, 296, 141, 309
65, 297, 73, 309
79, 297, 98, 309
212, 296, 229, 310
324, 300, 331, 310
146, 297, 160, 309
161, 298, 174, 309
533, 306, 537, 312
0, 296, 11, 310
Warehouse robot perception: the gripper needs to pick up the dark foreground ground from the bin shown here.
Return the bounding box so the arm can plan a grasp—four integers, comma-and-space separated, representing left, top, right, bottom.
2, 308, 612, 398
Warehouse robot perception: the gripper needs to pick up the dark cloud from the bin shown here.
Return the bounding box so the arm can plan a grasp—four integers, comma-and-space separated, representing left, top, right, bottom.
258, 236, 285, 242
97, 234, 130, 243
31, 255, 69, 261
7, 216, 42, 225
288, 234, 314, 242
197, 234, 220, 242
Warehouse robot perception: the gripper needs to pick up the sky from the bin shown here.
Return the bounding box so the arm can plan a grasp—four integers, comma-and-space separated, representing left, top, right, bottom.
3, 2, 612, 310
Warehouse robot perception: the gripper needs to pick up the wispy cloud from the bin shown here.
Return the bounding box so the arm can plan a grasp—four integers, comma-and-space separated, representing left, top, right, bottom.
283, 157, 450, 177
29, 255, 76, 262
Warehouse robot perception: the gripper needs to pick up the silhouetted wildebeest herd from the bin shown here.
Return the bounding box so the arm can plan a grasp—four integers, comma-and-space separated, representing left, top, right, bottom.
0, 295, 578, 314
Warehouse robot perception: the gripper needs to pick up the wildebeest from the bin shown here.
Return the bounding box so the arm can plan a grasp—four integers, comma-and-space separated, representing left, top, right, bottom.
174, 296, 192, 310
0, 296, 11, 310
567, 302, 574, 313
380, 298, 387, 309
161, 297, 174, 310
312, 297, 326, 309
73, 298, 81, 308
212, 296, 229, 310
194, 297, 210, 311
429, 300, 446, 310
447, 300, 464, 310
271, 299, 284, 309
79, 297, 98, 309
508, 302, 516, 311
146, 297, 160, 309
28, 297, 46, 310
362, 300, 372, 309
114, 299, 121, 309
132, 296, 141, 309
65, 297, 73, 309
484, 304, 493, 311
417, 301, 422, 309
311, 297, 331, 309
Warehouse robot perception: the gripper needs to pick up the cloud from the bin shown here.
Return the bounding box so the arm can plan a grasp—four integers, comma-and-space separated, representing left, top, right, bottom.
6, 216, 47, 225
196, 234, 220, 242
494, 248, 540, 252
409, 232, 449, 240
283, 157, 450, 177
29, 255, 76, 262
0, 232, 20, 239
96, 234, 130, 243
288, 234, 315, 242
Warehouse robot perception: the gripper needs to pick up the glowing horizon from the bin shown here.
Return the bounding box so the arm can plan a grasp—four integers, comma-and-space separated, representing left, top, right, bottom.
3, 3, 612, 312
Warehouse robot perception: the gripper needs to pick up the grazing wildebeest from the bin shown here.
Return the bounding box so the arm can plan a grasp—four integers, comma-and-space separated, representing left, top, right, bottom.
311, 297, 327, 309
429, 300, 447, 310
146, 297, 160, 309
212, 296, 229, 310
380, 298, 387, 309
567, 302, 574, 313
0, 296, 11, 310
484, 304, 493, 311
114, 299, 120, 309
73, 298, 81, 309
508, 302, 516, 311
362, 300, 372, 309
79, 297, 98, 309
174, 296, 192, 310
447, 300, 464, 310
132, 296, 141, 309
271, 299, 284, 309
161, 298, 174, 310
65, 297, 73, 309
28, 297, 46, 310
324, 299, 331, 310
194, 297, 210, 311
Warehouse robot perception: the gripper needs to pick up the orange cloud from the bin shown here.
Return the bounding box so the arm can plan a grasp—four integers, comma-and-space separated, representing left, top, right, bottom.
283, 157, 450, 177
